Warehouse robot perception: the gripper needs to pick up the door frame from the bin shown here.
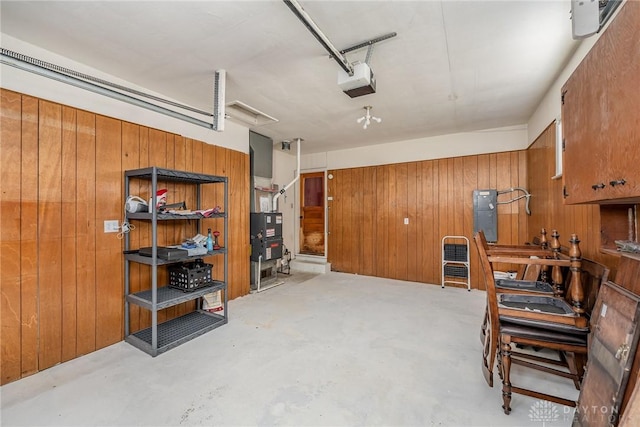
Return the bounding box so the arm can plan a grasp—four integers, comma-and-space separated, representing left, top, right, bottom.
299, 171, 326, 256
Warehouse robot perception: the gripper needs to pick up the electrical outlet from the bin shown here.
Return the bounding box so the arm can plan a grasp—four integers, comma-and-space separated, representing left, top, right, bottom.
104, 220, 120, 233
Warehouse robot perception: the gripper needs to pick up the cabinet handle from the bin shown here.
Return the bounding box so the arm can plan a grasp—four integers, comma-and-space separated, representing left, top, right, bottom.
592, 183, 606, 190
609, 179, 626, 187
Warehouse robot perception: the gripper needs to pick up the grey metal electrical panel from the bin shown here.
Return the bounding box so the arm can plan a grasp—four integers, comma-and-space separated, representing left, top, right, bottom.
473, 189, 498, 242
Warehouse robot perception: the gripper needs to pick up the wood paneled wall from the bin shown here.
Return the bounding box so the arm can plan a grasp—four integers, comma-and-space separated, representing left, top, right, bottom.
327, 151, 529, 289
527, 122, 619, 272
0, 89, 250, 385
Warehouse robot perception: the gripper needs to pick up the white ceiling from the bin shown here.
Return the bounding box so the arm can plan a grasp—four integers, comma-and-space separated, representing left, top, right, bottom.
1, 1, 578, 153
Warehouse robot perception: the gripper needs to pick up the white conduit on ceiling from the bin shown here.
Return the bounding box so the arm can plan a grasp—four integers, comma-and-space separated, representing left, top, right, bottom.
0, 48, 221, 130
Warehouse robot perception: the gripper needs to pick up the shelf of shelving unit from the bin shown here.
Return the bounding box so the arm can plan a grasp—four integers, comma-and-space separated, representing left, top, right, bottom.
126, 212, 226, 221
123, 166, 228, 356
126, 281, 226, 311
126, 311, 226, 357
124, 248, 227, 266
442, 235, 470, 291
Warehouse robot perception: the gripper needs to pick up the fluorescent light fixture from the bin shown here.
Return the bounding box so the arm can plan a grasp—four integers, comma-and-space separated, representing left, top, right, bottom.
225, 100, 278, 127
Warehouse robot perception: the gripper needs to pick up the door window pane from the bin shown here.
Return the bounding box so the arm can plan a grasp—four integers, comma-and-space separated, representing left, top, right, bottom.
304, 177, 323, 207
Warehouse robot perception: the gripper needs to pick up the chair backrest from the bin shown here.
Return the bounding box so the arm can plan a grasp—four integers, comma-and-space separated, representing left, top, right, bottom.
476, 229, 595, 334
529, 227, 548, 249
521, 260, 542, 281
474, 231, 501, 325
516, 228, 548, 279
573, 257, 610, 318
475, 229, 587, 316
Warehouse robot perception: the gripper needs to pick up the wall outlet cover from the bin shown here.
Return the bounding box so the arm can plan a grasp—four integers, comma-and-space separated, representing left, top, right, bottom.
104, 220, 119, 233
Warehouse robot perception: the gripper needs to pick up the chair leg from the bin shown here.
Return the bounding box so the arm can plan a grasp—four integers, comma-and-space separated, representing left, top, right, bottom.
564, 351, 584, 390
500, 335, 512, 415
576, 353, 586, 380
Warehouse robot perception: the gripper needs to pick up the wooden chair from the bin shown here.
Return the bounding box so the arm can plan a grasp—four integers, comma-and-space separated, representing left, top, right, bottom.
500, 254, 609, 387
475, 231, 589, 413
487, 228, 608, 314
479, 229, 562, 344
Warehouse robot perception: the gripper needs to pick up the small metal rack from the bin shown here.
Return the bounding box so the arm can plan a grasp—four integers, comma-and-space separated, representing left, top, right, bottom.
442, 235, 470, 291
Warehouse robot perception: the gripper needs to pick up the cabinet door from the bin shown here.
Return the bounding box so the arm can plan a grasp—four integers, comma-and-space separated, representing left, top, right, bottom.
562, 69, 609, 204
603, 1, 640, 200
562, 1, 640, 204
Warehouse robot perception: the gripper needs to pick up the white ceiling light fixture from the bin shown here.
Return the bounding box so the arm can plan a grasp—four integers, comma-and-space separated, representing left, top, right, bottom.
357, 106, 382, 129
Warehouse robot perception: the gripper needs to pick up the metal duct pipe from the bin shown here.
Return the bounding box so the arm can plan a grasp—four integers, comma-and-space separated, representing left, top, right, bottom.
1, 49, 216, 130
273, 138, 302, 212
283, 0, 354, 76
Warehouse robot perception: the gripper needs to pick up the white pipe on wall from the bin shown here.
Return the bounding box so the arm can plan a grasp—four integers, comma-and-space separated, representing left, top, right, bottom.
273, 138, 301, 212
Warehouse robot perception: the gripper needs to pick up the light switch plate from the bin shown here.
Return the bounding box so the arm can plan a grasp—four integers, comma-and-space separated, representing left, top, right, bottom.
404, 218, 409, 225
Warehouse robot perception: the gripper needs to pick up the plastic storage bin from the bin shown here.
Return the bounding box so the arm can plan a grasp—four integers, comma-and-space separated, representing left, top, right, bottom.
169, 260, 213, 292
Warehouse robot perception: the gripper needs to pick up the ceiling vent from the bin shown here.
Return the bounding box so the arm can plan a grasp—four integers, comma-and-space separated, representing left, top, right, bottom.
225, 101, 278, 127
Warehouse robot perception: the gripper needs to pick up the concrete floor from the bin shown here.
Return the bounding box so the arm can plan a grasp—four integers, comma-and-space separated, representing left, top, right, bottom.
1, 271, 578, 426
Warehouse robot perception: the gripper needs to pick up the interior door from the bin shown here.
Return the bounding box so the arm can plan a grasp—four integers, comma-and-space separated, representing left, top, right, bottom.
300, 172, 325, 255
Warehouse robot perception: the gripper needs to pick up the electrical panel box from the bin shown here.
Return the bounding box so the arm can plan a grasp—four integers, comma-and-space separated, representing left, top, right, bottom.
473, 189, 498, 242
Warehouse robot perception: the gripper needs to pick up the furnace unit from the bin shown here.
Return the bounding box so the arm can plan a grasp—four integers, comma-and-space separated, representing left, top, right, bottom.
250, 212, 284, 289
250, 212, 283, 262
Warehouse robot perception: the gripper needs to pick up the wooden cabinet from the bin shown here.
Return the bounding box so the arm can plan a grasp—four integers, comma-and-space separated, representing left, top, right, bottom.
561, 1, 640, 204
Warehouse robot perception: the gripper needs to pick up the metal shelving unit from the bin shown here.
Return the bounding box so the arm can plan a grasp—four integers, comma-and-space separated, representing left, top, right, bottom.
441, 235, 470, 291
124, 166, 228, 356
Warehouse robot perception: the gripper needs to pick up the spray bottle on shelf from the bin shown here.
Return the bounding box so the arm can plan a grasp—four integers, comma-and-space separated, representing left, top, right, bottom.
206, 228, 214, 253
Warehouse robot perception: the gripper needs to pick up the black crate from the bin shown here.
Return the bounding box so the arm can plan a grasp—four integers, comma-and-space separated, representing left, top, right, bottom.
444, 244, 468, 261
169, 260, 213, 292
444, 265, 468, 278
